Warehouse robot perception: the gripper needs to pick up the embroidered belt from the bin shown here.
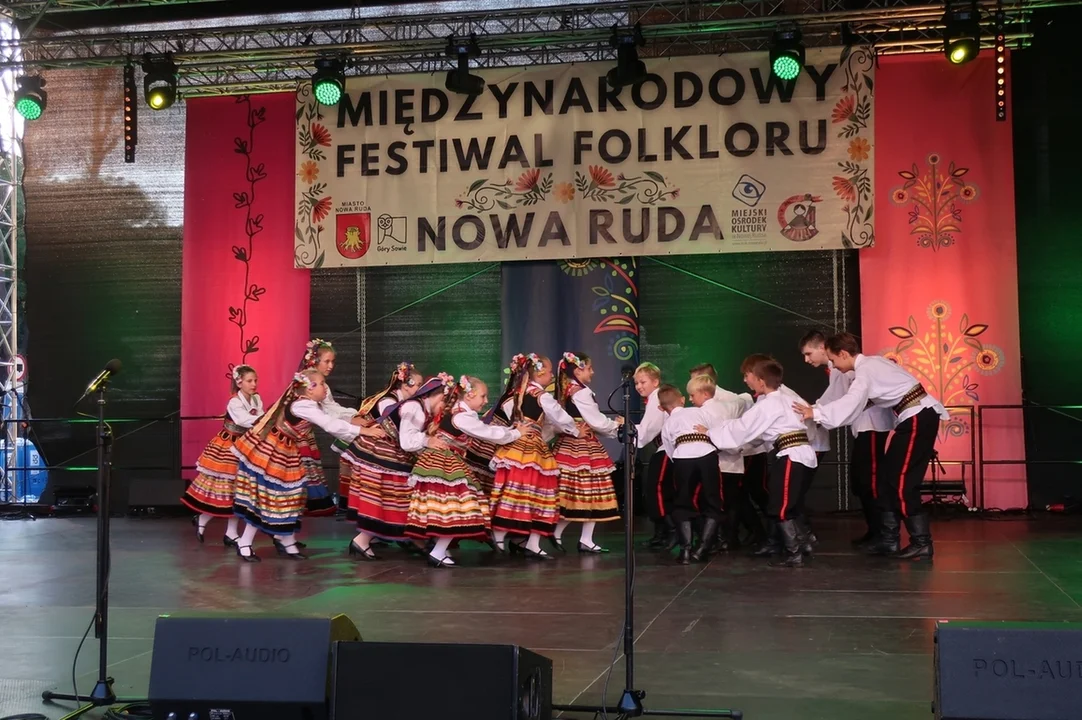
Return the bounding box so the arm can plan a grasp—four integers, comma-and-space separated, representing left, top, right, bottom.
676, 433, 711, 447
774, 431, 810, 452
272, 423, 301, 441
893, 385, 927, 415
223, 421, 247, 435
436, 429, 469, 455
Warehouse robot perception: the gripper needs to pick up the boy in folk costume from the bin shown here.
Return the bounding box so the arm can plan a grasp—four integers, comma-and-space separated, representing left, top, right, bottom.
799, 330, 894, 547
299, 339, 357, 516
793, 332, 948, 560
231, 369, 385, 562
489, 353, 580, 560
633, 362, 674, 549
697, 357, 818, 568
463, 359, 520, 498
335, 362, 424, 559
181, 364, 262, 546
404, 375, 527, 568
658, 384, 722, 564
687, 374, 763, 552
551, 352, 623, 553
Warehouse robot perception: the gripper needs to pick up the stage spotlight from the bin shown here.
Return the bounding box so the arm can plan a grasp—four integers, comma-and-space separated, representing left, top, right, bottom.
142, 54, 178, 110
444, 34, 484, 96
14, 76, 47, 121
943, 0, 981, 65
124, 63, 138, 163
606, 23, 646, 90
995, 9, 1007, 121
770, 26, 805, 81
312, 57, 345, 106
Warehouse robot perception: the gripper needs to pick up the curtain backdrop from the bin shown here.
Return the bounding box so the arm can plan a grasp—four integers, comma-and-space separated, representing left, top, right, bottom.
180, 94, 309, 477
862, 54, 1025, 509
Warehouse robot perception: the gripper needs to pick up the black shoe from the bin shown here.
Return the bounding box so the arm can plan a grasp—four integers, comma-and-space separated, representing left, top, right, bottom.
223, 535, 238, 548
235, 544, 260, 563
768, 520, 804, 568
273, 540, 308, 560
524, 547, 555, 561
894, 514, 934, 560
195, 526, 205, 544
348, 540, 377, 560
750, 520, 780, 557
578, 542, 609, 554
426, 553, 456, 568
549, 536, 567, 554
675, 520, 694, 565
866, 512, 901, 555
692, 518, 719, 562
643, 521, 667, 549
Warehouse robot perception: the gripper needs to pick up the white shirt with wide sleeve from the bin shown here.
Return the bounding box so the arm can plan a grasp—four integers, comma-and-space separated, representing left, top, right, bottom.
715, 385, 755, 413
397, 400, 431, 453
705, 390, 818, 469
700, 397, 746, 474
571, 387, 619, 438
660, 406, 715, 460
778, 384, 830, 453
530, 383, 580, 439
635, 388, 665, 449
321, 382, 357, 421
451, 402, 521, 445
812, 354, 949, 429
227, 393, 264, 428
290, 399, 361, 443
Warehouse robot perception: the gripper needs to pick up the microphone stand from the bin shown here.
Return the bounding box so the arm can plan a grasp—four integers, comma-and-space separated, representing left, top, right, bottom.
43, 380, 139, 719
554, 377, 742, 720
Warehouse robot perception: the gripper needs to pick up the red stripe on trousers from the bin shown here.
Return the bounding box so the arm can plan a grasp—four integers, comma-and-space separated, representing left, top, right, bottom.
870, 435, 878, 499
898, 415, 919, 517
657, 453, 669, 517
693, 484, 701, 511
779, 459, 792, 520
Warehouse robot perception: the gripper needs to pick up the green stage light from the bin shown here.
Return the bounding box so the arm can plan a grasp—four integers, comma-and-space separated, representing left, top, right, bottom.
943, 1, 981, 65
142, 54, 178, 110
312, 58, 345, 106
769, 27, 805, 81
14, 76, 47, 120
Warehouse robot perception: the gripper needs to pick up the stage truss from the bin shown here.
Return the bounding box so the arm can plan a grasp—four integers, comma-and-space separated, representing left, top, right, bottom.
0, 0, 1073, 97
0, 16, 20, 504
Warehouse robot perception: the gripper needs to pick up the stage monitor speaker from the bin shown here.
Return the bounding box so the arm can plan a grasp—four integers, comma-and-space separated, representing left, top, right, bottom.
331, 642, 552, 720
148, 613, 361, 720
934, 620, 1082, 720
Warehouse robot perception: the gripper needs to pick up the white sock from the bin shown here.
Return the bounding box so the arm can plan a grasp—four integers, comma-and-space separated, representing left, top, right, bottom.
238, 523, 259, 556
277, 532, 302, 554
493, 529, 508, 544
225, 517, 240, 539
354, 531, 373, 550
555, 519, 570, 540
581, 521, 596, 547
198, 513, 212, 530
430, 537, 453, 561
525, 532, 542, 553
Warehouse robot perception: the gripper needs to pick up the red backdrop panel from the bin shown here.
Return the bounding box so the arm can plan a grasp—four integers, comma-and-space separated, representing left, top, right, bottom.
862, 54, 1025, 510
180, 93, 309, 478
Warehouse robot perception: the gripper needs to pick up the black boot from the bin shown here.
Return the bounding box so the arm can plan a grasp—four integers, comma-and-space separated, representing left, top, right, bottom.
851, 499, 878, 546
894, 514, 934, 560
795, 515, 815, 556
866, 512, 900, 555
692, 518, 719, 561
739, 500, 766, 547
721, 508, 741, 551
676, 520, 693, 565
750, 519, 780, 557
642, 520, 667, 549
769, 520, 804, 567
663, 516, 679, 551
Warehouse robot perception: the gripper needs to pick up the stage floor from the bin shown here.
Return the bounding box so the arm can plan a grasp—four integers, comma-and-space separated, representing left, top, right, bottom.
1, 513, 1081, 720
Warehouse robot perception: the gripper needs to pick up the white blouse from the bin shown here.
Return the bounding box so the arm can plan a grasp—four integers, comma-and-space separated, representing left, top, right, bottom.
226, 393, 263, 428
290, 399, 361, 443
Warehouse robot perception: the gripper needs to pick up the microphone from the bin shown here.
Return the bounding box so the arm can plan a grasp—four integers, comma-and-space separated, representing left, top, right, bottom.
620, 364, 635, 380
77, 359, 122, 405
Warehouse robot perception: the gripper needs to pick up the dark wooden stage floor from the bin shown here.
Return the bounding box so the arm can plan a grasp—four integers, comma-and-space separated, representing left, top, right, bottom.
1, 513, 1081, 720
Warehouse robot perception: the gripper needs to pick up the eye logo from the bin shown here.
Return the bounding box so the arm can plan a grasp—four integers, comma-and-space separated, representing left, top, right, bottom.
732, 175, 766, 207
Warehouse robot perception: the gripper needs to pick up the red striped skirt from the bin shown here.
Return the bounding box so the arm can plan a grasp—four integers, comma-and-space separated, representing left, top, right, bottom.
552, 427, 620, 522
404, 447, 489, 541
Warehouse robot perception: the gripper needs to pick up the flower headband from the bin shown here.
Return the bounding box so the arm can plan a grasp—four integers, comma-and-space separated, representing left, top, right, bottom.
302, 338, 333, 369
395, 361, 415, 384
561, 352, 585, 370
525, 353, 544, 372
293, 372, 318, 390
436, 371, 457, 396
459, 375, 473, 395
232, 366, 243, 382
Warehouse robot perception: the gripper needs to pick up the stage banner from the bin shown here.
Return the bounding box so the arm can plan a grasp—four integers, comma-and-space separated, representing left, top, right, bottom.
295, 47, 876, 268
181, 94, 311, 478
501, 258, 640, 457
863, 54, 1024, 509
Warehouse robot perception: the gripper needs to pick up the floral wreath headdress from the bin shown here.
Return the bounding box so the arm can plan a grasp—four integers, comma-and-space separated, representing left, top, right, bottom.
525, 353, 544, 373
458, 375, 474, 395
301, 338, 334, 370
560, 352, 585, 372
395, 361, 416, 385
292, 372, 318, 391
436, 371, 457, 396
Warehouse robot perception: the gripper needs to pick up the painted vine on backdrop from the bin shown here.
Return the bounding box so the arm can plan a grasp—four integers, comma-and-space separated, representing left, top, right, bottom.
295, 83, 329, 268
881, 300, 1004, 439
558, 257, 639, 361
891, 153, 980, 251
830, 45, 875, 249
227, 96, 270, 379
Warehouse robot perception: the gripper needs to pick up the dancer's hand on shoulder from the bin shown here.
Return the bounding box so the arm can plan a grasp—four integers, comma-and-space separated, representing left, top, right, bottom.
792, 403, 814, 421
358, 424, 385, 438
694, 424, 708, 434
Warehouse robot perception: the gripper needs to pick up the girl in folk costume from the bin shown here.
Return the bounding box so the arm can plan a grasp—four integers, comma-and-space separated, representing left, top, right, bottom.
489, 353, 580, 560
551, 352, 622, 553
339, 366, 427, 560
299, 339, 357, 516
462, 360, 518, 497
231, 369, 385, 561
405, 375, 526, 568
335, 362, 423, 520
181, 365, 263, 546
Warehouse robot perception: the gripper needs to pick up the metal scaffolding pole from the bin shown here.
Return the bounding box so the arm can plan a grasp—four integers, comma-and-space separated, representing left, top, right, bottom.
0, 16, 22, 504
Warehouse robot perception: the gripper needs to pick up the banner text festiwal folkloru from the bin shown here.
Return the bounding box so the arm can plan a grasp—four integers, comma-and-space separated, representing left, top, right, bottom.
294, 47, 875, 268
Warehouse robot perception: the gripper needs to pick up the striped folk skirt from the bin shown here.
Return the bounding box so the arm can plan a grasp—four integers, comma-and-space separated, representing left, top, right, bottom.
489, 431, 560, 537
181, 427, 244, 517
552, 427, 620, 522
298, 432, 336, 517
232, 426, 308, 536
404, 447, 490, 541
337, 431, 415, 540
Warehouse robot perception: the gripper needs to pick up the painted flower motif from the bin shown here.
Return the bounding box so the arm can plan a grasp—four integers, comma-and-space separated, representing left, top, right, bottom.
832, 176, 857, 203
554, 182, 575, 204
927, 301, 951, 321
589, 165, 616, 188
515, 169, 541, 192
832, 95, 856, 124
892, 188, 909, 203
976, 345, 1003, 375
559, 259, 598, 277
927, 153, 941, 165
959, 185, 979, 202
311, 124, 332, 147
848, 137, 871, 162
312, 196, 332, 223
299, 160, 319, 184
